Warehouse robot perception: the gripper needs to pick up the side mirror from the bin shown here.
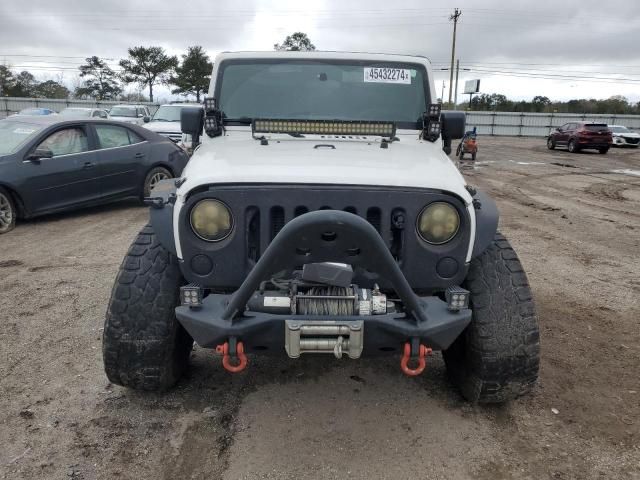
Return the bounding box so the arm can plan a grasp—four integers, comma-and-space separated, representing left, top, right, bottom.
181, 108, 204, 138
555, 127, 561, 132
28, 148, 54, 162
143, 116, 151, 123
441, 111, 466, 140
440, 111, 466, 154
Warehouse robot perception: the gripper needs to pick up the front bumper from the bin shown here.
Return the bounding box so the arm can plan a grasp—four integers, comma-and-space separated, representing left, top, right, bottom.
175, 210, 472, 354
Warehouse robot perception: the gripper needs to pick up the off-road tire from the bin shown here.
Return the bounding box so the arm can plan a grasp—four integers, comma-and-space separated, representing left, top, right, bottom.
143, 166, 173, 198
598, 147, 609, 154
0, 187, 16, 234
103, 224, 193, 391
443, 233, 540, 403
546, 137, 555, 150
568, 139, 579, 153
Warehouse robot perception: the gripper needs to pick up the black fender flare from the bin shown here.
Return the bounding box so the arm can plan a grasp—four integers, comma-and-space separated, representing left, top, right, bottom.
471, 189, 499, 258
148, 179, 178, 255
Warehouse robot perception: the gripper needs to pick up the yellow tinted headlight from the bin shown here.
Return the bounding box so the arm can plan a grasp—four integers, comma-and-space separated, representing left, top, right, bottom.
417, 202, 460, 244
190, 199, 233, 242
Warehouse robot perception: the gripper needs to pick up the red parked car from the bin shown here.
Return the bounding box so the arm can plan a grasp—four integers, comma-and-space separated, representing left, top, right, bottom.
547, 122, 612, 154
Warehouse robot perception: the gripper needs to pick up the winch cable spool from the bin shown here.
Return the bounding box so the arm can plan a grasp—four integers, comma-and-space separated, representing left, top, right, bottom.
296, 286, 356, 316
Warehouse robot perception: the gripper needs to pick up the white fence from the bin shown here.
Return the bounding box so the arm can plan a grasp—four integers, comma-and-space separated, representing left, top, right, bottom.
465, 111, 640, 137
0, 97, 160, 118
3, 97, 640, 137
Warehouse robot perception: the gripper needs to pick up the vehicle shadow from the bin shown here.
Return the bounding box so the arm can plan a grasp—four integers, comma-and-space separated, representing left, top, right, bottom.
20, 198, 145, 227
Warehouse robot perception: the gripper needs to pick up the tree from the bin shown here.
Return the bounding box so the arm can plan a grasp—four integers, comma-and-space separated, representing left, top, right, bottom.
11, 71, 38, 97
75, 56, 122, 100
171, 46, 212, 102
274, 32, 316, 51
531, 95, 551, 112
34, 80, 69, 99
0, 65, 16, 96
119, 47, 178, 102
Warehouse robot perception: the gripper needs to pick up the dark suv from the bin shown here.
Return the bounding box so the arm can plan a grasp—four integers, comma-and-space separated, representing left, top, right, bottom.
547, 122, 612, 154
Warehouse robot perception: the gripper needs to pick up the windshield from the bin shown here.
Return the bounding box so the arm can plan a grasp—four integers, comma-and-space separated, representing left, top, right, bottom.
152, 105, 184, 122
60, 108, 91, 117
216, 60, 429, 129
609, 126, 630, 133
584, 124, 608, 131
0, 121, 43, 155
18, 108, 51, 115
110, 107, 137, 117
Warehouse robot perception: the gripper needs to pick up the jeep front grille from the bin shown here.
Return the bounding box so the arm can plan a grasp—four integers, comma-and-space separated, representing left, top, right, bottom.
247, 203, 398, 265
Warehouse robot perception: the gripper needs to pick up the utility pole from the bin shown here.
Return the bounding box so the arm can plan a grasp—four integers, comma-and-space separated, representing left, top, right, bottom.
441, 81, 445, 103
453, 59, 460, 108
448, 8, 462, 106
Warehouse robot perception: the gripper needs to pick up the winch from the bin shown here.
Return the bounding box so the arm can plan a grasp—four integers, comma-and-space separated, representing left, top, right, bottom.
244, 263, 396, 359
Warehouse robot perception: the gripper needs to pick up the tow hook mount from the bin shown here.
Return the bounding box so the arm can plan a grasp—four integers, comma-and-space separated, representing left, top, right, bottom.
400, 340, 432, 376
215, 337, 248, 373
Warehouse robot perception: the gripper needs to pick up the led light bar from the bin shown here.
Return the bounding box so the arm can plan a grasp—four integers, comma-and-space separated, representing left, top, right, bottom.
252, 119, 396, 138
445, 286, 470, 311
427, 120, 441, 138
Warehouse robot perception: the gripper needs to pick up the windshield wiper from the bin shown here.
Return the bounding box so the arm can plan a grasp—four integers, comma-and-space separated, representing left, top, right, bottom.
288, 132, 305, 138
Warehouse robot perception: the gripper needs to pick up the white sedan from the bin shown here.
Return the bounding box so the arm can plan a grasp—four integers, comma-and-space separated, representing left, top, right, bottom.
609, 125, 639, 148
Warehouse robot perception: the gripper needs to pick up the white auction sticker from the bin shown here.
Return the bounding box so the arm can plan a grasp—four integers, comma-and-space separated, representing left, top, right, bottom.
364, 67, 411, 84
264, 296, 291, 308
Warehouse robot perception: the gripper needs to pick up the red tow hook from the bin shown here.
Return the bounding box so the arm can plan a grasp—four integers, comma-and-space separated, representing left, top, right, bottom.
400, 342, 432, 376
215, 341, 248, 373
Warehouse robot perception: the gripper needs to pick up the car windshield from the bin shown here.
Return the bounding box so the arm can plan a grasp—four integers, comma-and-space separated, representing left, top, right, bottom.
152, 106, 184, 122
584, 124, 608, 131
216, 59, 429, 129
110, 107, 137, 117
18, 108, 50, 115
609, 126, 630, 133
60, 108, 92, 117
0, 121, 43, 155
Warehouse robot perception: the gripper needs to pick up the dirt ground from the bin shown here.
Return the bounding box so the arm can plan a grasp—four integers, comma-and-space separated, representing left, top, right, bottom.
0, 137, 638, 480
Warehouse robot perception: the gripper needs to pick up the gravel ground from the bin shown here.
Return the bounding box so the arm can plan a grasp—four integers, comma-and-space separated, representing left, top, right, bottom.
0, 137, 638, 480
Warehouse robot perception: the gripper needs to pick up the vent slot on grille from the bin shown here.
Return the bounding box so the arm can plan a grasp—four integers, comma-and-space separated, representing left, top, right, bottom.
344, 206, 357, 215
294, 206, 309, 217
270, 206, 285, 240
246, 206, 260, 264
366, 207, 382, 233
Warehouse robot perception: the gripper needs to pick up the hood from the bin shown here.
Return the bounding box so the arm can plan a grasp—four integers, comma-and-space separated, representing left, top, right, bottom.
179, 128, 472, 204
613, 131, 640, 137
143, 121, 181, 133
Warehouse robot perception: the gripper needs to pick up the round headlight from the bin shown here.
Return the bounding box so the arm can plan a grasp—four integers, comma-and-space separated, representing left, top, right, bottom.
190, 199, 233, 242
417, 202, 460, 244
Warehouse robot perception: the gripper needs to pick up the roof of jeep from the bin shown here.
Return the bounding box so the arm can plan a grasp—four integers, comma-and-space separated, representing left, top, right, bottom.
214, 51, 432, 64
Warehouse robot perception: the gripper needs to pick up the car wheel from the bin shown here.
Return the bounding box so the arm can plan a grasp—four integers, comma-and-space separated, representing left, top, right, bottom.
443, 233, 540, 403
567, 139, 579, 153
143, 166, 173, 198
0, 187, 16, 234
103, 224, 193, 391
598, 147, 609, 154
546, 137, 555, 150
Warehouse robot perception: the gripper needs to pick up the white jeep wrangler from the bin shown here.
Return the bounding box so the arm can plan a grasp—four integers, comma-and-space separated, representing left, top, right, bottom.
103, 52, 540, 403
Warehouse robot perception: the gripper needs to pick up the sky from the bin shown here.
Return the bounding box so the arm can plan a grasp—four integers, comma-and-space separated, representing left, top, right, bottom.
1, 0, 639, 104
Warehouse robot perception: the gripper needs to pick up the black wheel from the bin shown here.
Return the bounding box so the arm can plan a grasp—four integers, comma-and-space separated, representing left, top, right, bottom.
459, 150, 465, 160
0, 187, 16, 234
455, 143, 462, 157
443, 233, 540, 403
103, 224, 193, 391
143, 166, 172, 198
471, 151, 477, 161
598, 147, 609, 154
546, 137, 555, 150
567, 139, 579, 153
